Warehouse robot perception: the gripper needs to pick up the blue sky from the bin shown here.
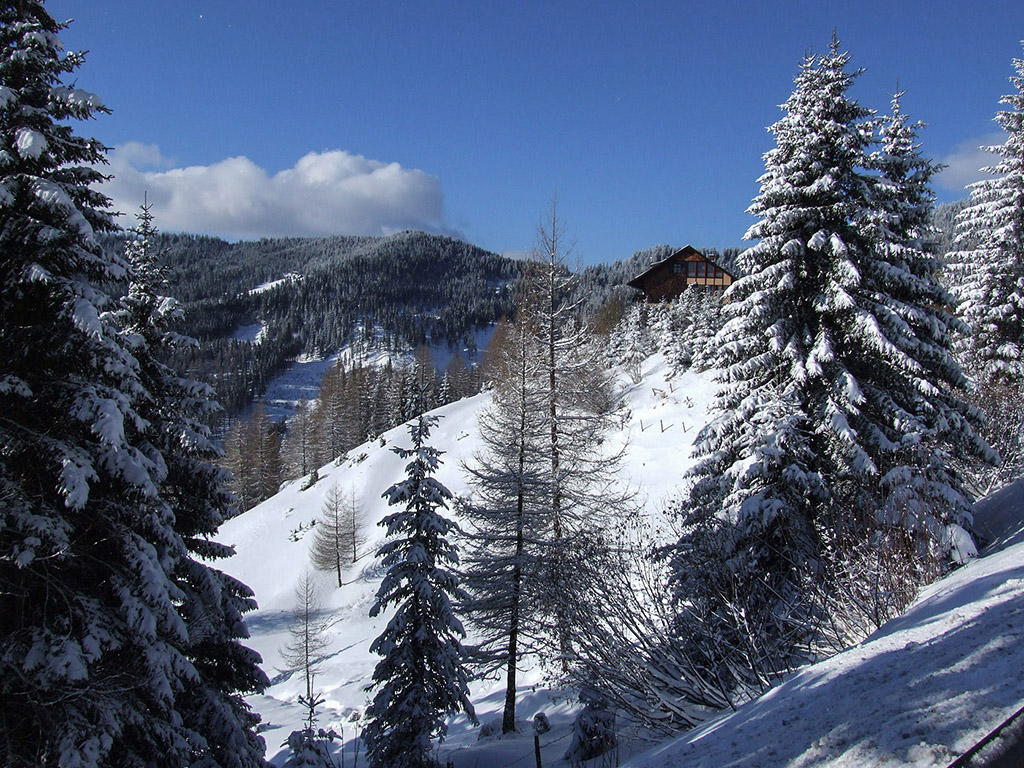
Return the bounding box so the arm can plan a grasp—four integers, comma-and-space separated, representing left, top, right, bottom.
50, 0, 1023, 266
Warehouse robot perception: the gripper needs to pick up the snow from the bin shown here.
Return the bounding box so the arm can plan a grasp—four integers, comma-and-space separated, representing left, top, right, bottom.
249, 273, 301, 295
231, 323, 265, 344
216, 353, 1024, 767
15, 127, 47, 159
31, 179, 93, 238
49, 86, 104, 111
255, 331, 496, 422
624, 490, 1024, 768
429, 323, 497, 371
258, 353, 341, 421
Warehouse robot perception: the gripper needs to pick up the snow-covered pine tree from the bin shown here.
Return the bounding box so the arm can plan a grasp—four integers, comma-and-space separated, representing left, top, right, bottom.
408, 344, 439, 416
683, 286, 723, 372
949, 45, 1024, 386
649, 286, 722, 375
948, 45, 1024, 489
672, 37, 987, 677
608, 301, 652, 383
861, 91, 990, 554
460, 315, 552, 733
119, 202, 269, 766
363, 416, 476, 768
438, 370, 453, 405
669, 47, 849, 673
0, 7, 265, 764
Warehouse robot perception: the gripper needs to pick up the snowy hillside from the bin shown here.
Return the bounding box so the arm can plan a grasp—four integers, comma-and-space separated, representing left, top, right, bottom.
217, 354, 1024, 767
216, 354, 716, 766
626, 485, 1024, 768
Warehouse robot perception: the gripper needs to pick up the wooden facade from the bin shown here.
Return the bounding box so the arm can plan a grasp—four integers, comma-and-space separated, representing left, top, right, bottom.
626, 245, 734, 302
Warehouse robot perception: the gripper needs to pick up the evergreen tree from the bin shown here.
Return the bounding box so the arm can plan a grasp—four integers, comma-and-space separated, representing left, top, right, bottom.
120, 203, 269, 767
948, 45, 1024, 386
441, 353, 471, 404
948, 45, 1024, 490
0, 8, 265, 764
363, 416, 475, 768
608, 301, 652, 383
409, 344, 438, 415
863, 91, 990, 541
672, 38, 988, 679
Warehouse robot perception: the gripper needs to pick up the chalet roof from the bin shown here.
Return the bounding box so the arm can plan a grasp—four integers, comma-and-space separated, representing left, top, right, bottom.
626, 245, 735, 289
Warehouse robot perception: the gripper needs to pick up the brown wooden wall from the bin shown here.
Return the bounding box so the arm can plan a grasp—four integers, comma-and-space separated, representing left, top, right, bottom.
636, 255, 732, 302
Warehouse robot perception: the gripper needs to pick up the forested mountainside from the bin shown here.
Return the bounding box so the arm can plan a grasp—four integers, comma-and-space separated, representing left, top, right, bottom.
98, 202, 962, 418
100, 231, 520, 412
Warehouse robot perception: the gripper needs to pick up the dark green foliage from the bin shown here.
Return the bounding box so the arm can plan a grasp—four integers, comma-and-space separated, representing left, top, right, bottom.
0, 5, 266, 764
99, 231, 518, 413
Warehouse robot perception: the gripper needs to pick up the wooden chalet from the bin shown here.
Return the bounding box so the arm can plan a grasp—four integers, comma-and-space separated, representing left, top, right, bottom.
626, 245, 734, 302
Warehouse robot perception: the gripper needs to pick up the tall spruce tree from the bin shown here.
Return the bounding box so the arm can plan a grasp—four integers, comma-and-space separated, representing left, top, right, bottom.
119, 203, 269, 767
0, 6, 266, 764
671, 38, 988, 678
363, 416, 475, 768
949, 45, 1024, 386
864, 92, 990, 542
948, 45, 1024, 489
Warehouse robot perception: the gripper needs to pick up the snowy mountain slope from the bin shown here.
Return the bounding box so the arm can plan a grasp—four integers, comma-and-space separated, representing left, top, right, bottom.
218, 351, 1024, 767
216, 354, 716, 765
625, 491, 1024, 768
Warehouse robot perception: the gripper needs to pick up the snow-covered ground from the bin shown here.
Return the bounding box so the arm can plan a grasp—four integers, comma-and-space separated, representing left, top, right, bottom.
216, 354, 1024, 766
625, 494, 1024, 768
250, 273, 302, 295
241, 326, 501, 423
217, 354, 711, 764
231, 322, 266, 344
258, 353, 341, 422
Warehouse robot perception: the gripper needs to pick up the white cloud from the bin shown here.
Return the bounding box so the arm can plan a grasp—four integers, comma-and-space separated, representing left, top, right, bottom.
101, 143, 450, 239
935, 132, 1006, 193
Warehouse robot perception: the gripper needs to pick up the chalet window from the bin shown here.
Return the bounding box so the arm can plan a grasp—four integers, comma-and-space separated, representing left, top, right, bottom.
687, 261, 698, 276
671, 262, 686, 274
